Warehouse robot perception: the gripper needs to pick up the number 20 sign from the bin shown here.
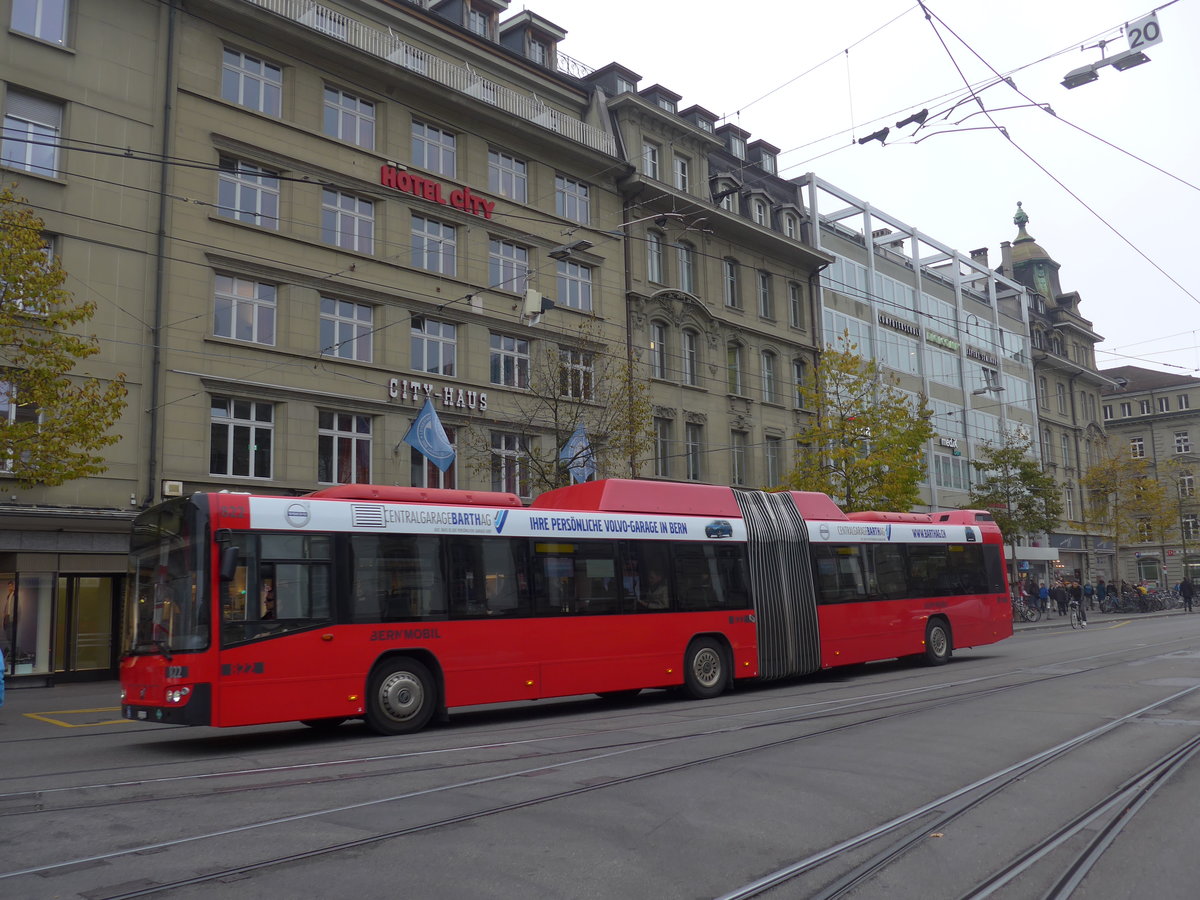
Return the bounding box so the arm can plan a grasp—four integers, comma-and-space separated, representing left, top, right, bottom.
1127, 12, 1163, 51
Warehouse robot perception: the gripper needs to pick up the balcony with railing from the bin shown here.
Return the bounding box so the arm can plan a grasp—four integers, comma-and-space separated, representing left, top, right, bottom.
241, 0, 616, 156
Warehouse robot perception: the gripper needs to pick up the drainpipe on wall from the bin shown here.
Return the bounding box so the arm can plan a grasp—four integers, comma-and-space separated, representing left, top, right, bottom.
146, 1, 178, 508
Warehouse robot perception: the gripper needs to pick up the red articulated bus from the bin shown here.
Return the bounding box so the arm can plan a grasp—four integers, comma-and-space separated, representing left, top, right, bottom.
119, 479, 1011, 735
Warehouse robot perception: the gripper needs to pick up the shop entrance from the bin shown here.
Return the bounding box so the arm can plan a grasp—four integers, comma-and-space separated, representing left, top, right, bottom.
54, 575, 121, 680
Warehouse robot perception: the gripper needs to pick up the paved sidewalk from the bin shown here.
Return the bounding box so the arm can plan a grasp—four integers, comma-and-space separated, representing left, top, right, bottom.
1013, 604, 1196, 632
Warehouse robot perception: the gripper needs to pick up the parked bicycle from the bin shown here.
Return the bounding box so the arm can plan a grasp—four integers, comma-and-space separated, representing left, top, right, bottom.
1012, 597, 1042, 623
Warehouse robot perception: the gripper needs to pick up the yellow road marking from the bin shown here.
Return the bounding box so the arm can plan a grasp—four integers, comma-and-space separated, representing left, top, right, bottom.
23, 707, 126, 728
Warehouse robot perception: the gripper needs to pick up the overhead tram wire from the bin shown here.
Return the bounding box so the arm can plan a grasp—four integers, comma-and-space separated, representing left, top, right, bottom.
916, 1, 1200, 310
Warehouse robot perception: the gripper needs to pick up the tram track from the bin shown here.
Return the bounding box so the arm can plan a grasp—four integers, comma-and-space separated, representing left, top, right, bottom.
712, 684, 1200, 900
3, 634, 1198, 898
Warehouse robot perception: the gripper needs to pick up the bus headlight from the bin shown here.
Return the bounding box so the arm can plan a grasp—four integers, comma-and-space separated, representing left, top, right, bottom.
164, 686, 192, 704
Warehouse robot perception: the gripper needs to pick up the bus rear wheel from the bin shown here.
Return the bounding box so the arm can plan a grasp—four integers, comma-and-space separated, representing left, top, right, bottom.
366, 657, 436, 735
923, 619, 952, 666
683, 638, 727, 700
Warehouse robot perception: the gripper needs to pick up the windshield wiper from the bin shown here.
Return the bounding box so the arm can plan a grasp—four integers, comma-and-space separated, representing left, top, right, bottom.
153, 639, 174, 660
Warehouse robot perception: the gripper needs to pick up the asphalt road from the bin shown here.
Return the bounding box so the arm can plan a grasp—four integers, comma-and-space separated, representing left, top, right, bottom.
2, 610, 1199, 899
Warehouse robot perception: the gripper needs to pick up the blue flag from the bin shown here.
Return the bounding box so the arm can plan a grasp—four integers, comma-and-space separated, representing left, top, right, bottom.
559, 424, 596, 483
403, 399, 455, 472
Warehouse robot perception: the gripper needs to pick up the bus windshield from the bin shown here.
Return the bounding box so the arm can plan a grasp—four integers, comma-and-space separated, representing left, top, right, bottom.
124, 498, 210, 654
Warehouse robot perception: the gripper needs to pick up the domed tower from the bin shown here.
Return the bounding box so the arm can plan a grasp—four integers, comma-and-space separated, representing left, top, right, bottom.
1006, 202, 1063, 302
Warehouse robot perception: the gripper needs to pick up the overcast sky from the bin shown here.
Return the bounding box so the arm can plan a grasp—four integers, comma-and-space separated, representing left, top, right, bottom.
529, 0, 1200, 377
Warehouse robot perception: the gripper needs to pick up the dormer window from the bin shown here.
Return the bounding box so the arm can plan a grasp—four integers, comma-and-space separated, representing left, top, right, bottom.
467, 7, 491, 38
657, 98, 676, 113
760, 153, 776, 174
753, 200, 768, 226
529, 38, 547, 65
698, 119, 713, 132
730, 135, 746, 159
616, 77, 636, 94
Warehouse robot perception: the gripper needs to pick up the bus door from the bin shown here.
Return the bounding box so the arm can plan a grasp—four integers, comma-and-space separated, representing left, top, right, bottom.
217, 533, 356, 726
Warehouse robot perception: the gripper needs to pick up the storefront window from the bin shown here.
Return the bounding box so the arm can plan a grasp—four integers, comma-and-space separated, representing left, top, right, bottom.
2, 573, 55, 675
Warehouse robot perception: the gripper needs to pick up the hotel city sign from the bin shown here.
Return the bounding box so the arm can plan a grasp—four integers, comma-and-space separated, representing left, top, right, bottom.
380, 165, 495, 219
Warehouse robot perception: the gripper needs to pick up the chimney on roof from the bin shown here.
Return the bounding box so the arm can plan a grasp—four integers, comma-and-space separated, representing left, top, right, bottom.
970, 247, 989, 266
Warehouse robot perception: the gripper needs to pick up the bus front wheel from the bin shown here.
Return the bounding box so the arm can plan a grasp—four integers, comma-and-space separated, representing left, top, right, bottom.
923, 619, 952, 666
683, 638, 727, 700
366, 657, 436, 735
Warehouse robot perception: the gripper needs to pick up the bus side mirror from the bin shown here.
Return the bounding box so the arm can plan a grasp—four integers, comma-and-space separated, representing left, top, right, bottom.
219, 545, 239, 582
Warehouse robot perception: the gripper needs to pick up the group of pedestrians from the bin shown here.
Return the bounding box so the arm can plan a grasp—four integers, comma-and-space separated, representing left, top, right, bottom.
1015, 575, 1195, 618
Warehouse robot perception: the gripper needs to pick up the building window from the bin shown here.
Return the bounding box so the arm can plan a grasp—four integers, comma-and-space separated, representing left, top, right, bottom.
757, 271, 773, 319
1136, 517, 1153, 542
1061, 433, 1071, 468
221, 48, 282, 116
412, 425, 456, 489
1158, 396, 1170, 412
1179, 394, 1191, 410
0, 381, 39, 473
213, 274, 275, 345
467, 6, 490, 37
1183, 514, 1199, 541
719, 187, 737, 213
320, 297, 372, 361
528, 38, 548, 65
1130, 436, 1145, 459
1120, 402, 1132, 417
656, 97, 676, 113
411, 317, 456, 377
761, 351, 778, 404
765, 436, 782, 486
616, 76, 636, 94
676, 241, 695, 293
11, 0, 69, 44
411, 216, 456, 275
650, 321, 668, 379
783, 214, 798, 239
1139, 399, 1152, 415
489, 333, 529, 388
323, 87, 374, 148
793, 359, 808, 407
209, 397, 272, 479
559, 348, 594, 400
1179, 472, 1195, 499
1103, 404, 1112, 420
488, 150, 527, 202
1176, 431, 1192, 454
788, 282, 804, 328
752, 199, 768, 226
723, 259, 740, 307
318, 411, 371, 485
731, 430, 748, 486
217, 157, 279, 229
1057, 383, 1068, 414
1037, 376, 1048, 409
491, 431, 528, 496
556, 260, 593, 311
321, 189, 373, 253
729, 134, 746, 159
727, 343, 743, 395
647, 232, 665, 284
412, 120, 455, 176
673, 156, 690, 192
682, 328, 699, 387
555, 175, 590, 223
653, 417, 672, 478
2, 90, 63, 177
642, 142, 659, 179
685, 422, 703, 481
1041, 427, 1053, 464
489, 240, 529, 293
